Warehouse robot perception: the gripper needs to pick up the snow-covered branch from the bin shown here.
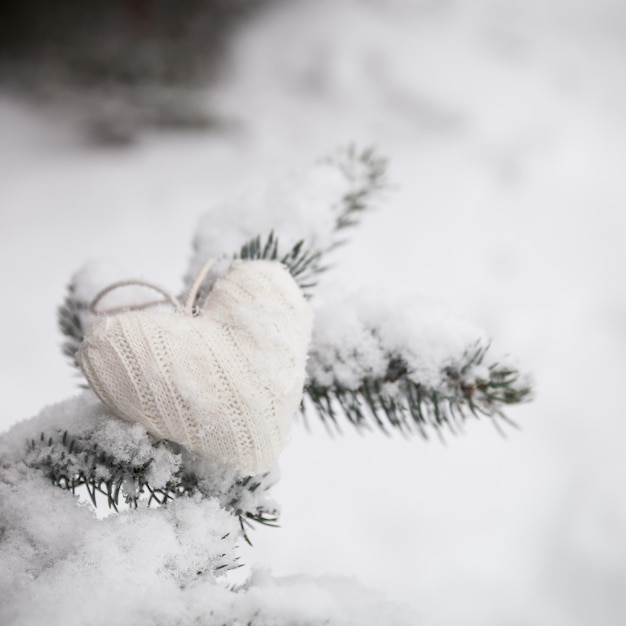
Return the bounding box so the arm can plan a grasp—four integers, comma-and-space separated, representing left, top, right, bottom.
185, 145, 387, 294
305, 296, 532, 435
8, 393, 279, 543
0, 397, 419, 624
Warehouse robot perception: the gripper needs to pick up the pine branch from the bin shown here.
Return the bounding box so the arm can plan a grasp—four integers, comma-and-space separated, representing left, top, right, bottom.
234, 231, 323, 294
326, 144, 388, 241
232, 147, 387, 293
305, 341, 532, 437
186, 144, 388, 296
58, 284, 88, 368
24, 428, 278, 539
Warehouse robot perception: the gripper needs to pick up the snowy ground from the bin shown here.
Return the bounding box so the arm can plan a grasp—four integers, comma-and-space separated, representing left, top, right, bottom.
1, 0, 626, 624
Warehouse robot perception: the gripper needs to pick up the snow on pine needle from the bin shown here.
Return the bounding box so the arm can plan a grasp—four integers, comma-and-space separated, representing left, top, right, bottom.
306, 294, 532, 436
186, 145, 388, 295
2, 393, 280, 541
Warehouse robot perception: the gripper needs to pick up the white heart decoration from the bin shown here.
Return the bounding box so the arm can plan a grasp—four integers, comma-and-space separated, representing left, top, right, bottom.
78, 260, 312, 476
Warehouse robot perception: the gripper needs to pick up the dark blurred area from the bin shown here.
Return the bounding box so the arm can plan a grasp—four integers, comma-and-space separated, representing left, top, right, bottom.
0, 0, 266, 139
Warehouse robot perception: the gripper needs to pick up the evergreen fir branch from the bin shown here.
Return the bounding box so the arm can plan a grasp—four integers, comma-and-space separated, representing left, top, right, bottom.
57, 284, 87, 367
236, 231, 324, 294
304, 342, 532, 437
227, 474, 281, 545
233, 146, 388, 294
237, 510, 281, 547
24, 430, 278, 538
327, 144, 388, 242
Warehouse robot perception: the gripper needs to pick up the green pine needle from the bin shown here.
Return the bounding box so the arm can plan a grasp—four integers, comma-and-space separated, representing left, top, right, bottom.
24, 431, 278, 538
305, 343, 532, 437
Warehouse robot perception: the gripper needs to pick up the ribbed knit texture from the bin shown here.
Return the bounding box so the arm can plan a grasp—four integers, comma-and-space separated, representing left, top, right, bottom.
78, 260, 312, 476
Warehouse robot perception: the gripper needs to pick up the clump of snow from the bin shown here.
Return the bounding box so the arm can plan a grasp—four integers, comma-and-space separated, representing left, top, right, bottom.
0, 465, 241, 626
308, 291, 489, 391
308, 299, 389, 388
186, 157, 351, 282
0, 468, 97, 596
146, 445, 183, 489
0, 393, 112, 462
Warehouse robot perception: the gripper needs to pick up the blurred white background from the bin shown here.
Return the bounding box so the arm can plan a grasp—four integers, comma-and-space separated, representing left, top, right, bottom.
1, 1, 625, 624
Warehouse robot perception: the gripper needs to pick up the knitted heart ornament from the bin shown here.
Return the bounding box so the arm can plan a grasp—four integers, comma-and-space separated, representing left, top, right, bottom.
78, 260, 312, 476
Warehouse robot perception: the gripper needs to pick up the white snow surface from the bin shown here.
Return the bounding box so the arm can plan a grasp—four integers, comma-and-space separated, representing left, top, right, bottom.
2, 0, 626, 624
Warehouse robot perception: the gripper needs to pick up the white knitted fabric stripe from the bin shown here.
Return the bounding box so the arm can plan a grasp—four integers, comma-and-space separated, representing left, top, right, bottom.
78, 261, 312, 476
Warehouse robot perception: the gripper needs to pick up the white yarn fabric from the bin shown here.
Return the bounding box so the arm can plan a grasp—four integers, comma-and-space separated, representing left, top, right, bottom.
78, 260, 312, 476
